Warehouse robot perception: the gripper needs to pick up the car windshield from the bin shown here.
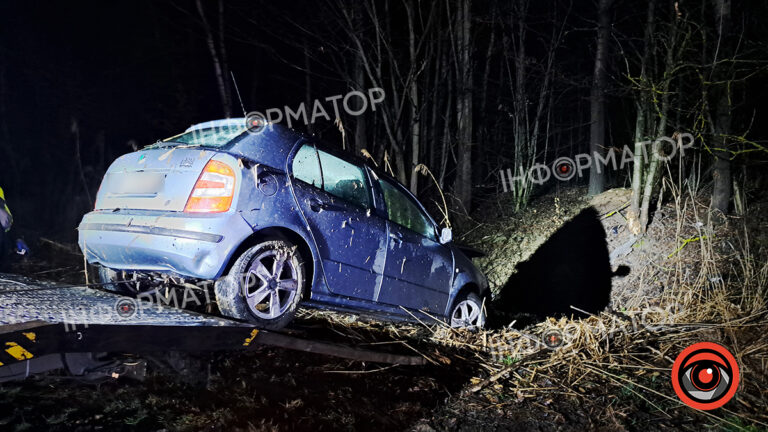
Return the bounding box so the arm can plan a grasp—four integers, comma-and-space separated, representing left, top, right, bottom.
146, 125, 247, 149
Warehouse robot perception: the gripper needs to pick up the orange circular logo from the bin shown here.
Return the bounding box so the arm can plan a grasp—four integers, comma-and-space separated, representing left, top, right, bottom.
671, 342, 739, 410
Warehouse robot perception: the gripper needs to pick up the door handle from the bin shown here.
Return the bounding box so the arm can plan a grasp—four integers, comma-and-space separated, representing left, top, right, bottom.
307, 197, 328, 212
389, 232, 403, 244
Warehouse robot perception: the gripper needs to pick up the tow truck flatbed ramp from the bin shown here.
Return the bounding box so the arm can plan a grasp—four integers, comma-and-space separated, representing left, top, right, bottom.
0, 274, 425, 382
0, 273, 232, 327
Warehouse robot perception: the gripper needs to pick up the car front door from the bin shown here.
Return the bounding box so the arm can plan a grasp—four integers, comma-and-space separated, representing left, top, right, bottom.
289, 144, 387, 301
374, 176, 453, 313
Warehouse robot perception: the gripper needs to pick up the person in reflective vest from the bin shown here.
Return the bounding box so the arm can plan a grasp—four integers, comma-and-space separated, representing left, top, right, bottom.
0, 186, 11, 262
0, 186, 11, 233
0, 188, 29, 259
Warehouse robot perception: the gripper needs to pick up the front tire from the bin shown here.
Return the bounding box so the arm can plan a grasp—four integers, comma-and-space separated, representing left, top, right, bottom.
215, 240, 305, 330
450, 292, 486, 329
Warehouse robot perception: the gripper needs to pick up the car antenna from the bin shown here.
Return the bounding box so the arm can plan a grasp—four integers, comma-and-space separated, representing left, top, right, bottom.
230, 71, 247, 117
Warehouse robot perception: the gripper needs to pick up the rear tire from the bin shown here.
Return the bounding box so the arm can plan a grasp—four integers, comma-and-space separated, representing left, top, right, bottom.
96, 266, 140, 295
214, 240, 305, 330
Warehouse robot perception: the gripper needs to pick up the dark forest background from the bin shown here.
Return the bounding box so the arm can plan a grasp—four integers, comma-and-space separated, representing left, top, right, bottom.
0, 0, 766, 240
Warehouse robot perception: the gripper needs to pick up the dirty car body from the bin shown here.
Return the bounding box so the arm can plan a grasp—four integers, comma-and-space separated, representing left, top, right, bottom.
78, 119, 489, 328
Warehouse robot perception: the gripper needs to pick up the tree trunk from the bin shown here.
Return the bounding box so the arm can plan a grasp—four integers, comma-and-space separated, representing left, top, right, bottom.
712, 149, 731, 213
439, 49, 453, 189
304, 43, 314, 135
588, 0, 612, 195
196, 0, 232, 118
639, 140, 659, 230
627, 116, 645, 234
627, 0, 654, 235
217, 0, 232, 113
478, 0, 496, 184
637, 0, 679, 232
429, 31, 443, 173
354, 55, 367, 156
710, 0, 732, 214
453, 0, 473, 209
407, 0, 420, 194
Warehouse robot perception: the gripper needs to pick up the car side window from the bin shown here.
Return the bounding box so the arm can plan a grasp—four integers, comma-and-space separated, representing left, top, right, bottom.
292, 145, 323, 189
292, 144, 371, 209
378, 179, 436, 240
317, 151, 371, 209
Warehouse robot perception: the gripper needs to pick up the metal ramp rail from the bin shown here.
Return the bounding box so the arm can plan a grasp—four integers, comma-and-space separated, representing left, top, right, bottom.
0, 274, 424, 382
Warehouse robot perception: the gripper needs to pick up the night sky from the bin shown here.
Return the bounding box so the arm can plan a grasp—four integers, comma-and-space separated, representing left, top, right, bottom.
0, 1, 320, 233
0, 0, 766, 236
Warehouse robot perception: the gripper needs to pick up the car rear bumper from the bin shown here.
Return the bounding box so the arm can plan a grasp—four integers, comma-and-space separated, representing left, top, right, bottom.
78, 210, 253, 279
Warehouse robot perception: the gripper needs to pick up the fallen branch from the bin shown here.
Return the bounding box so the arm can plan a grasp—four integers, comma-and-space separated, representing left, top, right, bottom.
667, 235, 707, 258
39, 237, 82, 255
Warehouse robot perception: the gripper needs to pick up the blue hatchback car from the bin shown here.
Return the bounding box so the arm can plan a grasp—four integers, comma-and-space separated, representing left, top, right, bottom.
78, 119, 489, 329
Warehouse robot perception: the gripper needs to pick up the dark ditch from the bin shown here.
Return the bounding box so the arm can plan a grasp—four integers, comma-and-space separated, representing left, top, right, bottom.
488, 207, 628, 328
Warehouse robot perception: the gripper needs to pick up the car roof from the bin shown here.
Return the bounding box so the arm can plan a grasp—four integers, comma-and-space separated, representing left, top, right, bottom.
187, 118, 407, 190
192, 119, 437, 226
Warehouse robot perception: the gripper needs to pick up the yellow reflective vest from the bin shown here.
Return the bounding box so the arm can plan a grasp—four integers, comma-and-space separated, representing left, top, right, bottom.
0, 186, 11, 231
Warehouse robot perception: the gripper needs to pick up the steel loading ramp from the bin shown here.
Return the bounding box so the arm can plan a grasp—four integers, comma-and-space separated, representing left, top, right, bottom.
0, 273, 425, 382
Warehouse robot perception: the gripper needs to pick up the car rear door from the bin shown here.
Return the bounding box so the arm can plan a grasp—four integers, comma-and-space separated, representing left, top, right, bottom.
289, 144, 387, 301
374, 176, 453, 313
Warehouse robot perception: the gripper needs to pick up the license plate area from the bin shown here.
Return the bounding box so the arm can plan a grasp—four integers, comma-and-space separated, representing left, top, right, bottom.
108, 172, 165, 196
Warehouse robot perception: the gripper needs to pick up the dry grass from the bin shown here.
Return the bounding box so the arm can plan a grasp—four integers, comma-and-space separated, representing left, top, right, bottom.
209, 181, 767, 430
417, 182, 768, 430
299, 223, 767, 430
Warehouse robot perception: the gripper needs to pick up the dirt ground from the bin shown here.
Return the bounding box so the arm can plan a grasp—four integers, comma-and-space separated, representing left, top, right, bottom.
0, 339, 472, 431
420, 185, 768, 432
0, 184, 766, 431
1, 249, 476, 431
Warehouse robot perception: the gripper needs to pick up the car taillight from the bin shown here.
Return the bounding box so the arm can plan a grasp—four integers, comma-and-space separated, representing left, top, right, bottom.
184, 160, 236, 213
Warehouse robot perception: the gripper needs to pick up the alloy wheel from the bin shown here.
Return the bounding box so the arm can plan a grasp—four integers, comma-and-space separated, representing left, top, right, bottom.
243, 249, 300, 320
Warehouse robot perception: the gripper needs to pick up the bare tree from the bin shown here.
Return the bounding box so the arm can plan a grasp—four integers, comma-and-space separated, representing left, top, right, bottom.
195, 0, 232, 118
626, 0, 685, 233
452, 0, 474, 208
588, 0, 613, 195
353, 53, 367, 156
709, 0, 733, 214
639, 1, 682, 230
499, 0, 565, 211
407, 0, 421, 194
626, 0, 655, 235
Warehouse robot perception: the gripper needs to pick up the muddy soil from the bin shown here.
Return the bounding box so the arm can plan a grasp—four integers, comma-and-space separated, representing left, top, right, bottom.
0, 343, 474, 431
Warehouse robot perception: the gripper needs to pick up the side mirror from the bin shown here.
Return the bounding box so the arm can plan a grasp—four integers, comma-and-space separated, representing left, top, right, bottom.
439, 227, 453, 244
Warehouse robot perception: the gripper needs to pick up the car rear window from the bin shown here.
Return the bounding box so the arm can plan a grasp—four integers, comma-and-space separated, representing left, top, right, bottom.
318, 152, 371, 208
292, 145, 371, 209
149, 125, 248, 149
293, 145, 323, 188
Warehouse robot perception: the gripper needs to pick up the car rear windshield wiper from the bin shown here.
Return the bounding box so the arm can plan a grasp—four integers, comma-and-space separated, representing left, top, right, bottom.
143, 141, 201, 150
